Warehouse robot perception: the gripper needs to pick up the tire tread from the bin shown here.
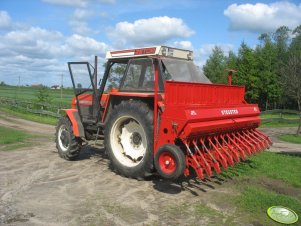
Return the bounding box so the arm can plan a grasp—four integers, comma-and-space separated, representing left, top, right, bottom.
55, 116, 81, 160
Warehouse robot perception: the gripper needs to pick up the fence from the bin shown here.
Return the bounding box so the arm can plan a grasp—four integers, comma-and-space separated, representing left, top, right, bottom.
0, 97, 69, 118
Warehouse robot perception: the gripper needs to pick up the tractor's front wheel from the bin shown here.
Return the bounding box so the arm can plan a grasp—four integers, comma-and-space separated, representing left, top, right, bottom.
104, 100, 153, 179
55, 116, 82, 160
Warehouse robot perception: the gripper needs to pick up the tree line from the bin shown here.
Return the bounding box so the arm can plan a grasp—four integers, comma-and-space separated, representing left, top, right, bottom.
203, 25, 301, 113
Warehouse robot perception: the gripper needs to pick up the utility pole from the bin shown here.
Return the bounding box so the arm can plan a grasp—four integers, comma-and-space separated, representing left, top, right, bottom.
16, 75, 20, 100
60, 74, 63, 106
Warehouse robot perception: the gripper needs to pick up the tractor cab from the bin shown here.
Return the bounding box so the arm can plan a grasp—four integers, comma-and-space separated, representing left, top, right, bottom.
105, 46, 211, 92
56, 46, 272, 180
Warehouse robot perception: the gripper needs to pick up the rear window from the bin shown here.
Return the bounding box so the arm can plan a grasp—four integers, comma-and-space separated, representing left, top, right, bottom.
162, 58, 211, 83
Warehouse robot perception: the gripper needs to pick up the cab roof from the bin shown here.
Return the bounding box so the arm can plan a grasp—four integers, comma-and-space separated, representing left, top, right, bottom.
106, 46, 193, 61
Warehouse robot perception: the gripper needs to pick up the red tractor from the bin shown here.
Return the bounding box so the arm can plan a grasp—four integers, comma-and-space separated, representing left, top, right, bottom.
55, 46, 272, 180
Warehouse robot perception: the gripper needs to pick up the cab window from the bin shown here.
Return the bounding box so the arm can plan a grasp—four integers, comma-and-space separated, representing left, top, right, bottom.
120, 58, 154, 91
104, 62, 127, 93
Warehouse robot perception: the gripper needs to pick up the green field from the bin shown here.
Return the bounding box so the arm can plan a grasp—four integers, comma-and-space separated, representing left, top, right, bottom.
0, 85, 74, 106
0, 85, 75, 124
0, 106, 58, 125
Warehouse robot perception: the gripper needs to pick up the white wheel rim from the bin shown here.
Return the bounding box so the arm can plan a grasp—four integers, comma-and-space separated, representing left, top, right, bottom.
110, 116, 147, 167
58, 125, 69, 152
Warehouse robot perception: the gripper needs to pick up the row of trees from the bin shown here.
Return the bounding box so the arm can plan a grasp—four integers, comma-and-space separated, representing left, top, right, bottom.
203, 26, 301, 114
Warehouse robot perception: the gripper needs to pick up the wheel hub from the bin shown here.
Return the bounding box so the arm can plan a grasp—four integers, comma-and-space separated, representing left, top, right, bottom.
60, 130, 69, 148
119, 120, 146, 161
159, 152, 176, 173
131, 132, 142, 146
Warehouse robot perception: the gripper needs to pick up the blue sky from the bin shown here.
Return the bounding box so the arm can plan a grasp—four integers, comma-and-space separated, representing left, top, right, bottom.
0, 0, 301, 86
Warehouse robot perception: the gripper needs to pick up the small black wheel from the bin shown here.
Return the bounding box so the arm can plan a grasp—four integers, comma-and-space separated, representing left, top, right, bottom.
55, 116, 82, 160
155, 144, 186, 180
104, 100, 153, 179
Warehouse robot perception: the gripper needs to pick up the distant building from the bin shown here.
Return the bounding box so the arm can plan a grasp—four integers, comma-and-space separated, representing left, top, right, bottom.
51, 85, 60, 89
31, 84, 44, 88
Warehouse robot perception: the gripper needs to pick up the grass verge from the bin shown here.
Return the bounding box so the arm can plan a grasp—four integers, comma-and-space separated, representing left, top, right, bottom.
0, 126, 30, 145
221, 151, 301, 188
0, 106, 57, 125
0, 126, 34, 151
260, 112, 300, 128
260, 120, 299, 128
261, 113, 299, 119
220, 152, 301, 225
278, 134, 301, 144
239, 186, 301, 213
4, 143, 34, 151
237, 186, 301, 225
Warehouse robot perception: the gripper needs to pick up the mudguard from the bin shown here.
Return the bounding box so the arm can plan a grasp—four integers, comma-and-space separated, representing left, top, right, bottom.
63, 109, 85, 137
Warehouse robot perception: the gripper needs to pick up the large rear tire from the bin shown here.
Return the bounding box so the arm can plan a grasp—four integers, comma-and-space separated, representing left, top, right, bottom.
55, 116, 82, 160
104, 100, 153, 179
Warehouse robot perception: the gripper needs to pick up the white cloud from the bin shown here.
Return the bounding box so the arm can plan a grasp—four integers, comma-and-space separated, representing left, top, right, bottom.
42, 0, 89, 7
73, 9, 93, 20
224, 2, 301, 33
0, 27, 65, 59
0, 11, 12, 28
69, 9, 94, 34
108, 16, 194, 47
5, 27, 63, 44
195, 44, 234, 67
173, 41, 193, 50
66, 34, 108, 55
69, 20, 91, 34
99, 12, 109, 18
200, 44, 233, 56
99, 0, 115, 4
43, 0, 115, 7
0, 26, 109, 86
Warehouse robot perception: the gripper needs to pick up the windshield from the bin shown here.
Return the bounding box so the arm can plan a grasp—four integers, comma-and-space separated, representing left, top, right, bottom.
161, 58, 211, 83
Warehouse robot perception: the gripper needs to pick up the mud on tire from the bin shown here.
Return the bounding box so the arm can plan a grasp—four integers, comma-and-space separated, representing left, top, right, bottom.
55, 116, 82, 160
104, 100, 154, 179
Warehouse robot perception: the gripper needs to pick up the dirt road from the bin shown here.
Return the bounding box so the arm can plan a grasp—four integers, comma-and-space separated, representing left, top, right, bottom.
260, 127, 301, 155
0, 113, 300, 226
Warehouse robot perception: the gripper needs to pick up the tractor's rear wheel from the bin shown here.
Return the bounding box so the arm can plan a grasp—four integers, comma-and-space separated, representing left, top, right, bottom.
55, 116, 82, 160
104, 100, 153, 179
155, 144, 186, 180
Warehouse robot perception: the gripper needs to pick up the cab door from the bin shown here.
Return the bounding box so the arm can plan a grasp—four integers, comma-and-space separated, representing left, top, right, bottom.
68, 62, 100, 124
